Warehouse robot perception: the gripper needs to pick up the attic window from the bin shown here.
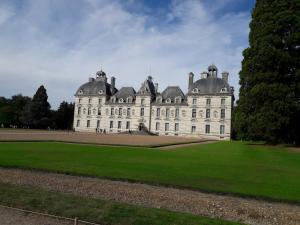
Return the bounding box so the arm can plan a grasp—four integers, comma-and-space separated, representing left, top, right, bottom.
98, 90, 104, 94
157, 97, 162, 103
127, 96, 132, 103
175, 97, 181, 103
192, 88, 198, 93
119, 98, 124, 103
166, 98, 171, 103
78, 90, 83, 94
221, 88, 227, 93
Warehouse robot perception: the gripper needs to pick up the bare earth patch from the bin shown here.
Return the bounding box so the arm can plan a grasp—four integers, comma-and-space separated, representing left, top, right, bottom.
0, 168, 299, 225
0, 129, 204, 147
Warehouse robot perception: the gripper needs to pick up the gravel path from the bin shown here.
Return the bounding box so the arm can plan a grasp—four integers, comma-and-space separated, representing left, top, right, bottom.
0, 130, 202, 147
0, 168, 299, 225
0, 206, 74, 225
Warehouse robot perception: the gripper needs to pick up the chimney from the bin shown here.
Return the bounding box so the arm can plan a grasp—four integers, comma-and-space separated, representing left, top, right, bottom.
89, 77, 95, 82
111, 76, 116, 94
154, 83, 158, 93
222, 72, 229, 83
188, 72, 194, 90
201, 72, 208, 79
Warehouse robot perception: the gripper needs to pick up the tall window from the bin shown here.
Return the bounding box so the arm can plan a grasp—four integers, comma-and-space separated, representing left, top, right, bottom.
118, 121, 122, 129
127, 108, 131, 116
221, 109, 225, 119
77, 107, 81, 115
156, 122, 160, 131
98, 98, 102, 104
88, 108, 91, 115
98, 108, 101, 115
220, 125, 225, 135
88, 98, 92, 104
205, 125, 210, 134
192, 98, 197, 105
206, 109, 210, 118
175, 123, 179, 132
221, 98, 225, 105
141, 98, 145, 105
191, 126, 196, 133
78, 98, 82, 103
110, 121, 113, 129
126, 121, 130, 129
76, 120, 80, 127
97, 120, 100, 128
206, 98, 211, 105
119, 108, 122, 116
192, 109, 197, 118
111, 108, 114, 116
87, 120, 90, 127
156, 108, 160, 117
166, 108, 170, 117
165, 123, 169, 131
140, 108, 144, 116
175, 108, 179, 118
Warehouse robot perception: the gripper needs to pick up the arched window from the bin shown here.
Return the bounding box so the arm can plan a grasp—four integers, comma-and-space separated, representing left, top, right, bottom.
127, 96, 132, 103
119, 98, 124, 103
166, 98, 171, 103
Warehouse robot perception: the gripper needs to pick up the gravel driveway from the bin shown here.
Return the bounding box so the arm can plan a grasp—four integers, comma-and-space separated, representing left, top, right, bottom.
0, 130, 203, 147
0, 168, 299, 225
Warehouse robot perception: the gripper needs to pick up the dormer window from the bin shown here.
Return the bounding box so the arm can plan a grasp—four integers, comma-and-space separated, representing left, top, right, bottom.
111, 97, 116, 103
221, 88, 227, 93
192, 88, 199, 93
156, 97, 162, 103
166, 98, 171, 103
175, 97, 181, 104
119, 98, 124, 103
98, 90, 104, 94
78, 90, 83, 94
127, 96, 133, 103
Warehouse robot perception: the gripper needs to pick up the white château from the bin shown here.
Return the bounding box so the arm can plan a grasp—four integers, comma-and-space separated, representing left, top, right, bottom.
73, 65, 234, 140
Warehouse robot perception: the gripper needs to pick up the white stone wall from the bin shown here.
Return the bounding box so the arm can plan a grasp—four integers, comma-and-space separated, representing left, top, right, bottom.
73, 94, 233, 140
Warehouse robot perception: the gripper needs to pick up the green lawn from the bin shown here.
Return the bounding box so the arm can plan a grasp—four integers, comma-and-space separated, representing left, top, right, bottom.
0, 183, 242, 225
0, 141, 299, 202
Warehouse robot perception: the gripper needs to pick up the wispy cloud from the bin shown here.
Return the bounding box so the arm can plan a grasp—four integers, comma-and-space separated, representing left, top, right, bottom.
0, 0, 251, 108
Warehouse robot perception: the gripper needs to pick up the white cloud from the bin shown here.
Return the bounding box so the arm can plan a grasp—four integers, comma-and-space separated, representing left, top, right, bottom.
0, 0, 250, 108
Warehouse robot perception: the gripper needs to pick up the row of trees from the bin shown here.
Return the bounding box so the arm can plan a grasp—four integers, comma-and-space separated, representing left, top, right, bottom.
233, 0, 300, 144
0, 86, 74, 130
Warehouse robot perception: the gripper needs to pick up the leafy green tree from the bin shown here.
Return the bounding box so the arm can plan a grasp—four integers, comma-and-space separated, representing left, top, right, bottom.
53, 101, 74, 130
235, 0, 300, 144
21, 85, 51, 129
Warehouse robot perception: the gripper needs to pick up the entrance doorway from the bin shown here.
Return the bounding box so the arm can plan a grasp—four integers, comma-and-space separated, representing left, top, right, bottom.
138, 123, 144, 131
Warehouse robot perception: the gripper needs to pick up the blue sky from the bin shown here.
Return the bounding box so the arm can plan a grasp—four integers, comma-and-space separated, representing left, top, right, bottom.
0, 0, 255, 108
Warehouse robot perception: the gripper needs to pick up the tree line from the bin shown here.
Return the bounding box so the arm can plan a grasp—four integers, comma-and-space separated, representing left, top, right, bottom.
0, 85, 74, 130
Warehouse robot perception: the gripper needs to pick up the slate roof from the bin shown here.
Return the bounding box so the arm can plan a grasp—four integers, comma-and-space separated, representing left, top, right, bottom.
113, 87, 136, 100
154, 86, 186, 105
75, 80, 117, 96
188, 77, 232, 95
137, 76, 156, 96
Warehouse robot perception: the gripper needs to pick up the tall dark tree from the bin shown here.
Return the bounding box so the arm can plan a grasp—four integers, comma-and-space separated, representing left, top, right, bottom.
234, 0, 300, 144
53, 101, 75, 130
21, 85, 51, 129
